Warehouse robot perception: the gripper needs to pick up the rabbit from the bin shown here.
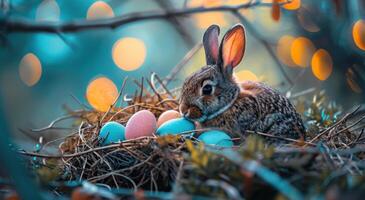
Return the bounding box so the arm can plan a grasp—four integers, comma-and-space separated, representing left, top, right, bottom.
179, 24, 306, 142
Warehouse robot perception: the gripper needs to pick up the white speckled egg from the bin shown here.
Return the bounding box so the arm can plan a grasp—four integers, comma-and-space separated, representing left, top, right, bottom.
125, 110, 157, 139
198, 130, 233, 147
156, 118, 195, 136
157, 110, 181, 127
99, 121, 125, 145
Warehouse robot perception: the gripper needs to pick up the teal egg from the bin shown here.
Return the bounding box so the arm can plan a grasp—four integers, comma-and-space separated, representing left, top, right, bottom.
198, 130, 233, 147
156, 118, 195, 136
99, 122, 126, 145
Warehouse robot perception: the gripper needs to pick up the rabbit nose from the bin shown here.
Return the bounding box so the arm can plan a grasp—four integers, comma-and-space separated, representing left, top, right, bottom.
185, 106, 203, 120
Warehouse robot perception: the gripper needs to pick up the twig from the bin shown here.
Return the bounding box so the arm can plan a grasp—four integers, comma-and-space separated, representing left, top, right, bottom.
306, 106, 361, 145
0, 2, 274, 33
245, 130, 316, 146
31, 114, 78, 132
164, 43, 203, 86
100, 77, 128, 124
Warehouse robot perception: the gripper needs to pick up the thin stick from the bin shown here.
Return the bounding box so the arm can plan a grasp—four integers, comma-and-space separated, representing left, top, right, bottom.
100, 77, 128, 124
1, 2, 277, 33
245, 130, 316, 146
306, 106, 361, 145
164, 43, 203, 86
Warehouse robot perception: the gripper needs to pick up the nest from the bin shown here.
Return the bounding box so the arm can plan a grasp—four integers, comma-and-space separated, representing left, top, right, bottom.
54, 75, 188, 191
18, 75, 365, 199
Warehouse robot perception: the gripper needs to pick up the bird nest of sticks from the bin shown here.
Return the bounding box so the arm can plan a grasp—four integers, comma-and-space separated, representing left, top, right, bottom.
53, 75, 189, 191
19, 75, 365, 199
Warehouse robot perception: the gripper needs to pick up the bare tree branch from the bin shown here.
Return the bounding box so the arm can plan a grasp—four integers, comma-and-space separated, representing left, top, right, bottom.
0, 2, 273, 33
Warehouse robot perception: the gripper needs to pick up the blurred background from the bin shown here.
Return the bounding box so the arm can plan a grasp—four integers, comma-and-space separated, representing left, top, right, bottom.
0, 0, 364, 148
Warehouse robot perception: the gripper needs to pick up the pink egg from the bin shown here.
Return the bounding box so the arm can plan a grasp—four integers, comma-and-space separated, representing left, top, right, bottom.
125, 110, 157, 139
157, 110, 181, 127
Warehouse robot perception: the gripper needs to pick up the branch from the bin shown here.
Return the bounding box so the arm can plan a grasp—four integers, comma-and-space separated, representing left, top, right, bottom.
0, 2, 273, 33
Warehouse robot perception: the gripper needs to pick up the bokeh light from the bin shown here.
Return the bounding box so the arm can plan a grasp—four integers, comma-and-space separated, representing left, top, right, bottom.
234, 70, 259, 82
86, 77, 118, 112
195, 13, 227, 29
36, 0, 60, 22
291, 37, 316, 67
277, 35, 297, 67
311, 49, 333, 81
19, 53, 42, 87
262, 0, 300, 10
87, 1, 114, 20
281, 0, 301, 10
188, 0, 228, 29
352, 19, 365, 51
226, 0, 251, 6
112, 37, 146, 71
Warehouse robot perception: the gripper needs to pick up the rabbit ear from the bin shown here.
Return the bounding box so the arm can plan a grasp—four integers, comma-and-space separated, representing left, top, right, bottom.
219, 24, 246, 76
203, 24, 220, 65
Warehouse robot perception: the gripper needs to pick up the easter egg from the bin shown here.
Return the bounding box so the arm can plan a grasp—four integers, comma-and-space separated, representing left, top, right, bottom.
125, 110, 157, 139
198, 130, 233, 147
99, 121, 125, 145
156, 118, 195, 136
157, 110, 181, 127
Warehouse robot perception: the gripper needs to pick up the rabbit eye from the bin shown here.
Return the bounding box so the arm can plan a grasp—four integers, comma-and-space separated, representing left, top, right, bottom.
202, 84, 213, 95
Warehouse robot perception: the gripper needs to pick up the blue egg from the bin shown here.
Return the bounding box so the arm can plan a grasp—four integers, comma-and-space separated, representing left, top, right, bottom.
99, 122, 126, 145
156, 118, 195, 136
198, 130, 233, 147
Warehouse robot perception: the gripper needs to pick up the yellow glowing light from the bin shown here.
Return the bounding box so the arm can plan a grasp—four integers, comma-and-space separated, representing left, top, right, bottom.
281, 0, 301, 10
234, 70, 259, 82
36, 0, 60, 22
277, 35, 297, 67
86, 77, 118, 112
188, 0, 227, 29
203, 0, 222, 7
87, 1, 114, 20
194, 12, 228, 29
311, 49, 333, 81
352, 19, 365, 51
225, 0, 251, 6
291, 37, 316, 67
112, 37, 146, 71
19, 53, 42, 87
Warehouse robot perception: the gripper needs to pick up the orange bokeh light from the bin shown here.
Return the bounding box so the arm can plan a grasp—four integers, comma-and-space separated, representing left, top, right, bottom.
234, 70, 259, 82
194, 12, 228, 29
277, 35, 297, 67
281, 0, 301, 10
188, 0, 228, 29
86, 77, 118, 112
352, 19, 365, 51
262, 0, 300, 10
87, 1, 114, 20
19, 53, 42, 86
112, 37, 146, 71
311, 49, 333, 81
291, 37, 316, 67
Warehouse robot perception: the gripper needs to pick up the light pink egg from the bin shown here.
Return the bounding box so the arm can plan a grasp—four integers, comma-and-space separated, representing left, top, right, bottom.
157, 110, 181, 127
125, 110, 157, 139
